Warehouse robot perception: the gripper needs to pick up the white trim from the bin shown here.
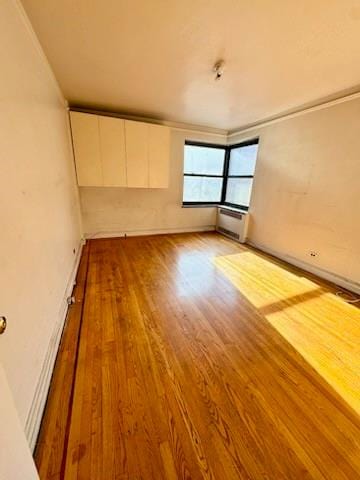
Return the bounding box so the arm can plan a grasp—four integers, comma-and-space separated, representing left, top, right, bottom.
24, 240, 85, 452
13, 0, 66, 107
247, 240, 360, 295
170, 125, 226, 139
228, 91, 360, 139
85, 225, 215, 239
69, 107, 228, 138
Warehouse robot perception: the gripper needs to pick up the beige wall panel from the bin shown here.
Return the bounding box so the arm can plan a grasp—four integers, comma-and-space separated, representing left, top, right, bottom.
0, 0, 81, 431
70, 112, 102, 186
125, 120, 149, 188
99, 116, 126, 187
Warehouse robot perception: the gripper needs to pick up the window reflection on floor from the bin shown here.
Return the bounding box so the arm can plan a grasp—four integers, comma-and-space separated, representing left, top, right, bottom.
213, 250, 360, 415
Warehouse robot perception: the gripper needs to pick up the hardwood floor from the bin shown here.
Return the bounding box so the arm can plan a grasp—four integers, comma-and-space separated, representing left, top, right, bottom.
214, 249, 360, 415
35, 232, 360, 480
35, 243, 89, 479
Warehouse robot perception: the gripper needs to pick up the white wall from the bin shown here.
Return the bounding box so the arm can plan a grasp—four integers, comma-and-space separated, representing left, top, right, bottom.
0, 0, 82, 439
80, 129, 225, 237
231, 97, 360, 292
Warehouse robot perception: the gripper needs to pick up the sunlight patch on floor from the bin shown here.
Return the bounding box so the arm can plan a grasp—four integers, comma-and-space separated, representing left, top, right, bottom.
213, 251, 360, 415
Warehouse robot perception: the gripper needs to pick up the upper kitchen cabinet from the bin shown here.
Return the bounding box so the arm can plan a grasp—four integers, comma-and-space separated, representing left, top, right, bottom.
99, 115, 126, 187
148, 123, 170, 188
70, 111, 102, 186
124, 120, 149, 188
70, 111, 171, 188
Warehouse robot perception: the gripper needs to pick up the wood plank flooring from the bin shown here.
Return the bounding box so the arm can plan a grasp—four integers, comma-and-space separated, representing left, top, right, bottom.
35, 232, 360, 480
35, 243, 89, 479
214, 250, 360, 415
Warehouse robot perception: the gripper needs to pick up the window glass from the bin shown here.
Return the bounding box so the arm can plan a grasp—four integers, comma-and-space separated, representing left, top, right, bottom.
183, 176, 223, 202
182, 140, 258, 208
228, 144, 258, 176
225, 178, 253, 207
184, 145, 225, 175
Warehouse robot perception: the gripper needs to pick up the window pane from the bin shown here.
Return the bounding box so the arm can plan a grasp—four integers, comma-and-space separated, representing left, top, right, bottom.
183, 176, 223, 202
225, 178, 253, 207
229, 144, 258, 176
184, 145, 225, 175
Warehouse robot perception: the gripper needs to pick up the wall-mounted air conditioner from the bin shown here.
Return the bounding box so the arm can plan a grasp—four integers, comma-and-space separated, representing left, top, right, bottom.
216, 207, 249, 243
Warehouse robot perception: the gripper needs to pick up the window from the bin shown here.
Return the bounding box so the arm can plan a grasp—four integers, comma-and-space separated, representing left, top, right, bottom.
183, 139, 259, 210
183, 143, 226, 204
223, 141, 258, 209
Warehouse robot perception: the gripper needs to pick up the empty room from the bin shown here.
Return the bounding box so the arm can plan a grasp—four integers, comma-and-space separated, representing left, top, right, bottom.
1, 0, 360, 479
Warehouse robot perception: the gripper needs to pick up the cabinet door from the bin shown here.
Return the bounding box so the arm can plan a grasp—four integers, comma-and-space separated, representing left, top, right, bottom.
70, 112, 102, 186
148, 124, 170, 188
125, 120, 149, 188
99, 116, 126, 186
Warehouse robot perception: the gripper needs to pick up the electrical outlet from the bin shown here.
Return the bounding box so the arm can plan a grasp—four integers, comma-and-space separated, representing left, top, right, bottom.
309, 251, 317, 257
67, 296, 76, 305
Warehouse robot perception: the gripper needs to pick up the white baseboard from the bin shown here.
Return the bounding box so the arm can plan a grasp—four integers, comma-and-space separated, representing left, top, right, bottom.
85, 225, 215, 239
24, 239, 85, 452
247, 240, 360, 295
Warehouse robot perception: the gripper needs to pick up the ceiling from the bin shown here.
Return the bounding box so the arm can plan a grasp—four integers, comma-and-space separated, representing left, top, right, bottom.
22, 0, 360, 131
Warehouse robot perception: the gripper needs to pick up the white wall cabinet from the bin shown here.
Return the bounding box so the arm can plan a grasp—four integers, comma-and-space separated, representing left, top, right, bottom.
124, 120, 149, 188
70, 111, 102, 186
99, 115, 126, 187
148, 123, 171, 188
70, 111, 170, 188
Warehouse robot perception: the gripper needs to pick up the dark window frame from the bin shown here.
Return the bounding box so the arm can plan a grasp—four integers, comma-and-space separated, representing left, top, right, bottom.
183, 138, 259, 210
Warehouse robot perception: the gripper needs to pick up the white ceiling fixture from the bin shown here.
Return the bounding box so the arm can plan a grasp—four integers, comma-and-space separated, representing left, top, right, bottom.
21, 0, 360, 131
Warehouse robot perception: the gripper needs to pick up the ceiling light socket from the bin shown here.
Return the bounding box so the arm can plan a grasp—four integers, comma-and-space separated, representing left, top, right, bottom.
213, 60, 225, 81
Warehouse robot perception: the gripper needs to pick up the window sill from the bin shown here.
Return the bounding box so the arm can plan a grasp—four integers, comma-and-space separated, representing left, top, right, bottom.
182, 204, 218, 209
182, 203, 249, 214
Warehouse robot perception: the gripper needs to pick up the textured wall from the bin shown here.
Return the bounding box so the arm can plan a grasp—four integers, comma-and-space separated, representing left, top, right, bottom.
0, 0, 82, 426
